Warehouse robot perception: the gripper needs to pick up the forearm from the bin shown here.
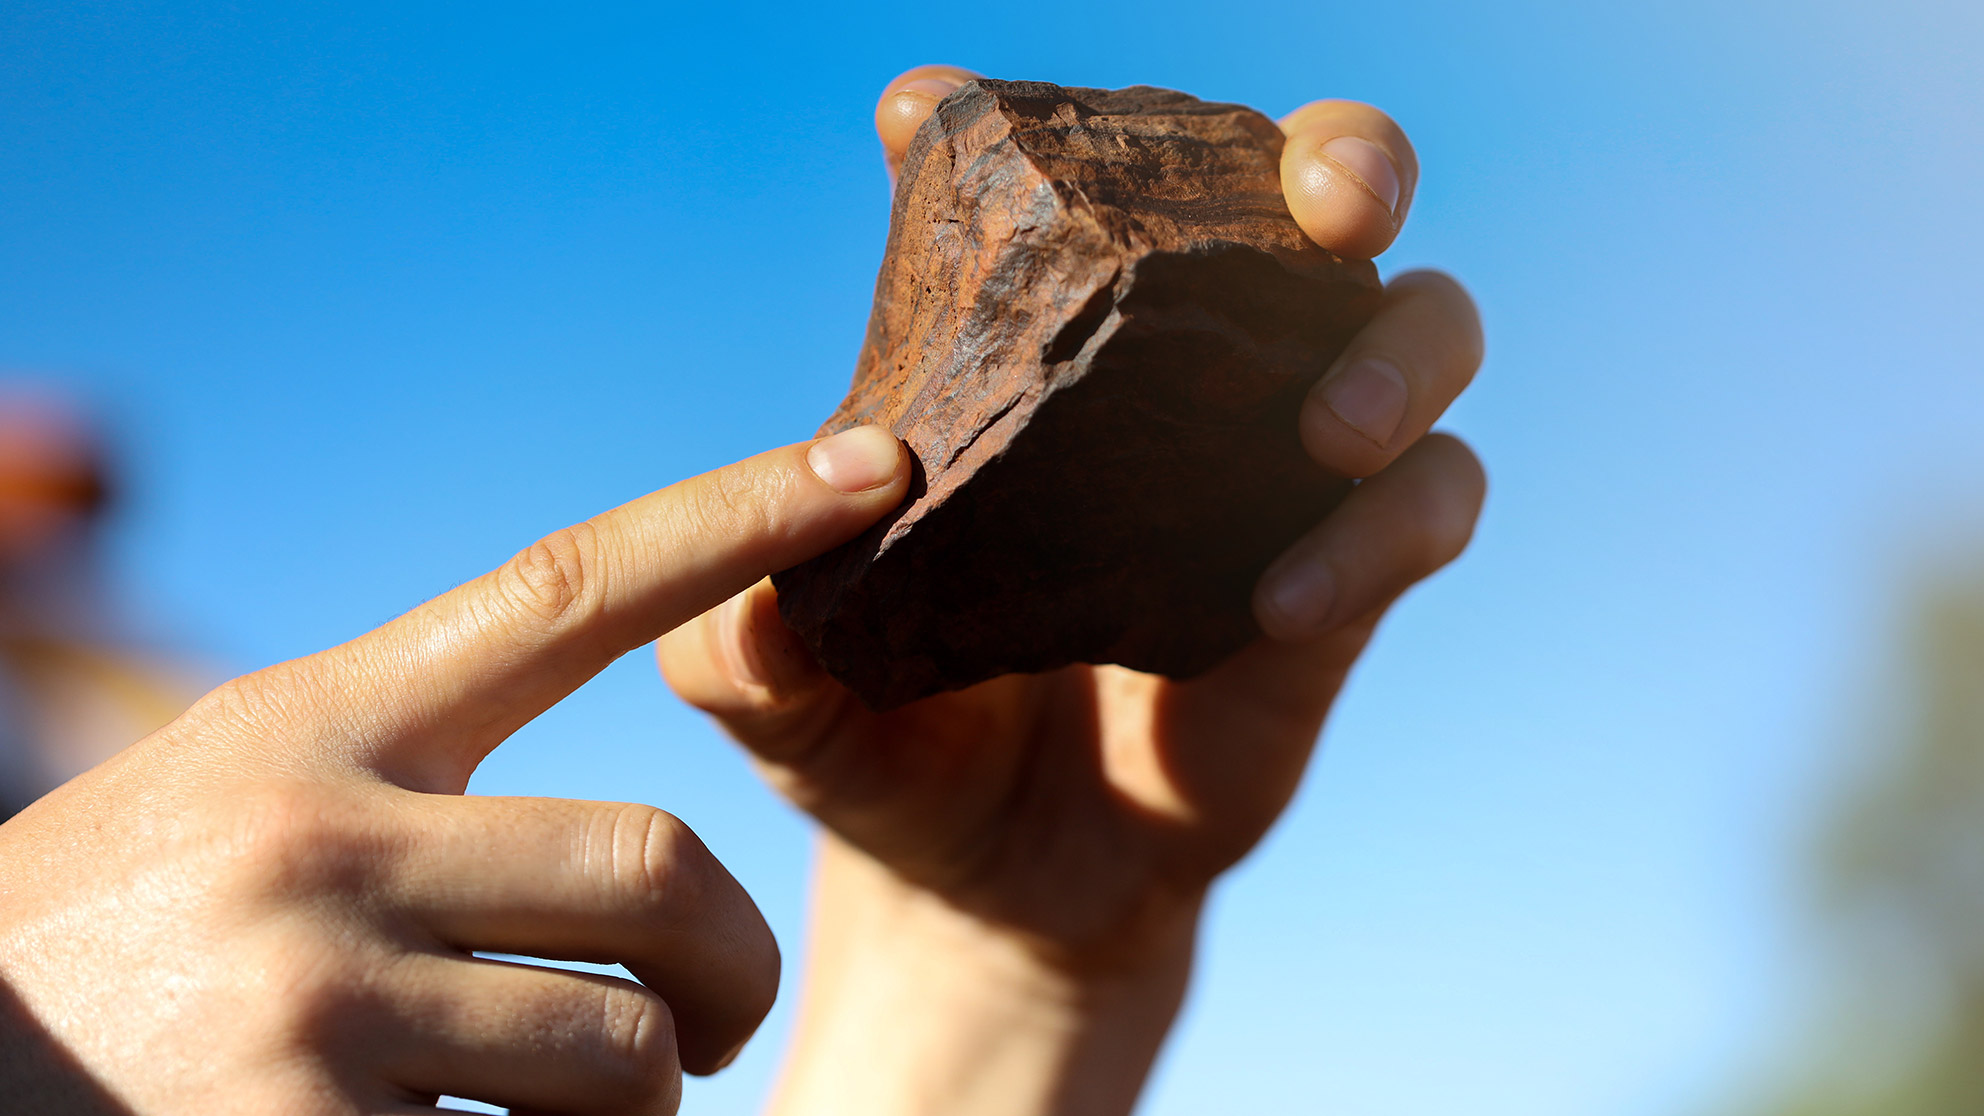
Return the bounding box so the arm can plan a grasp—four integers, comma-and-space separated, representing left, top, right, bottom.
767, 835, 1198, 1116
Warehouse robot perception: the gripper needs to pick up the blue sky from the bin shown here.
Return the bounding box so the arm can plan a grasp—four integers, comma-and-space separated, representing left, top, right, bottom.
5, 1, 1983, 1113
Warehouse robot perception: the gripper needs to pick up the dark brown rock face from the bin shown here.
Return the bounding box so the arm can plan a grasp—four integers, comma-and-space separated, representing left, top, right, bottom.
773, 79, 1381, 710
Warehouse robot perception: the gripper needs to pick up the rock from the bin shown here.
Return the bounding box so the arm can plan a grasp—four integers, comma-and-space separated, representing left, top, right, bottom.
772, 79, 1382, 710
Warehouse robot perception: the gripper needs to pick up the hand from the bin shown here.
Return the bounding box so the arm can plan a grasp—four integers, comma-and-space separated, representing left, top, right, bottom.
660, 68, 1486, 1116
0, 428, 912, 1114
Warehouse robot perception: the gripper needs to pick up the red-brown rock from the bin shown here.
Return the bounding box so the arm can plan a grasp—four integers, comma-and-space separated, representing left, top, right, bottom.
773, 79, 1381, 710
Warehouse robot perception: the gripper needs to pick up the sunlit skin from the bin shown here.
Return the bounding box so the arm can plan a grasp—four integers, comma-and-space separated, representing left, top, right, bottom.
660, 67, 1487, 1116
0, 429, 913, 1114
0, 66, 1487, 1116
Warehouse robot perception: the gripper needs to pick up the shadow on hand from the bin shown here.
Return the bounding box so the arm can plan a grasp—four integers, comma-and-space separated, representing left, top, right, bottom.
0, 979, 132, 1114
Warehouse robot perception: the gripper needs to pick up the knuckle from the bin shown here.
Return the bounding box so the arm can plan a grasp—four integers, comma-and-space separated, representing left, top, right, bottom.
232, 927, 385, 1056
185, 662, 310, 736
500, 521, 605, 631
689, 466, 789, 551
598, 803, 709, 914
596, 984, 680, 1093
261, 940, 368, 1023
215, 782, 384, 899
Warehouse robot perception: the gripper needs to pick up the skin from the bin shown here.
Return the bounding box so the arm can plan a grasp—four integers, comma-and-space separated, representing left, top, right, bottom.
2, 67, 1483, 1116
0, 427, 914, 1114
659, 67, 1488, 1116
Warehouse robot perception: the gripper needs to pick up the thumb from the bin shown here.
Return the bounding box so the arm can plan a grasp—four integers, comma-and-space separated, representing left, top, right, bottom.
658, 577, 850, 761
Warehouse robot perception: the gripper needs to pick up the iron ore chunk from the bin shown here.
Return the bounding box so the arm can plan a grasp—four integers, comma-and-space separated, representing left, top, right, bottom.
773, 79, 1382, 710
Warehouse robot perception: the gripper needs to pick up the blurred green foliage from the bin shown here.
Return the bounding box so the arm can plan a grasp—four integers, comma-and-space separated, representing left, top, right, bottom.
1762, 573, 1984, 1116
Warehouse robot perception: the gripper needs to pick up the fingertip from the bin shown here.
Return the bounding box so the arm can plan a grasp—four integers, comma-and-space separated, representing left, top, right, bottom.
806, 425, 909, 496
728, 578, 826, 701
1298, 268, 1487, 480
657, 604, 733, 712
715, 587, 773, 693
1415, 433, 1490, 554
1375, 432, 1488, 580
874, 65, 980, 170
1253, 434, 1486, 643
1281, 135, 1401, 260
1300, 355, 1410, 478
1388, 269, 1486, 367
1253, 552, 1338, 644
875, 84, 945, 167
663, 579, 827, 723
1322, 135, 1401, 212
1276, 99, 1417, 259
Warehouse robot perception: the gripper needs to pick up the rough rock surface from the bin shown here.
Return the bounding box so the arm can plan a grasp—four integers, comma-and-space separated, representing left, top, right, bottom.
773, 79, 1382, 710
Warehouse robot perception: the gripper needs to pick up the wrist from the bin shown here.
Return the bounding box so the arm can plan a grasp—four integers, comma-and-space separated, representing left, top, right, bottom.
767, 834, 1201, 1116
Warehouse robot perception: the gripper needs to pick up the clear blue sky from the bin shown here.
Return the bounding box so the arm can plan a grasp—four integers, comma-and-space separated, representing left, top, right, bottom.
5, 1, 1983, 1113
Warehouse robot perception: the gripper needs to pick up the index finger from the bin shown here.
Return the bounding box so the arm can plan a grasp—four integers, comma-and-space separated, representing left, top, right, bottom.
313, 426, 909, 791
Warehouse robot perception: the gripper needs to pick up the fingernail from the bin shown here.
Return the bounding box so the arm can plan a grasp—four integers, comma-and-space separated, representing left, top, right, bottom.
1263, 558, 1337, 636
1319, 136, 1401, 213
807, 425, 904, 493
1316, 357, 1409, 448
